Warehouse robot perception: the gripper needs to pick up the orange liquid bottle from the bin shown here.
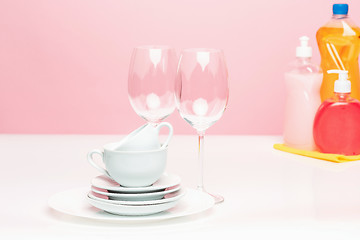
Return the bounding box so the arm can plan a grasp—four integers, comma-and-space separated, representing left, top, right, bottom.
316, 4, 360, 101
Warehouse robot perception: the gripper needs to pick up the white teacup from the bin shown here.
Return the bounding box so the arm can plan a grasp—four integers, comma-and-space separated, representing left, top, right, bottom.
114, 122, 173, 151
87, 143, 167, 187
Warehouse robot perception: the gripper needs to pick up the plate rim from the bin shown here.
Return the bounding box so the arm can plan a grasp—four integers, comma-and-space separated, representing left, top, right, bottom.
87, 188, 186, 206
91, 184, 181, 198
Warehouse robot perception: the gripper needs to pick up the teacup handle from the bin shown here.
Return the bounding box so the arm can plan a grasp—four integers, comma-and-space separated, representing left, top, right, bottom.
87, 149, 112, 178
156, 122, 173, 149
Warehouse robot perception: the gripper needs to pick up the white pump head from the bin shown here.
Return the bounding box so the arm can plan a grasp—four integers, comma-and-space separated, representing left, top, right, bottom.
296, 36, 312, 58
328, 69, 351, 93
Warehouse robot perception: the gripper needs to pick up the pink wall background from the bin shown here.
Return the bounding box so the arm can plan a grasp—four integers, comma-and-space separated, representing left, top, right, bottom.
1, 0, 359, 135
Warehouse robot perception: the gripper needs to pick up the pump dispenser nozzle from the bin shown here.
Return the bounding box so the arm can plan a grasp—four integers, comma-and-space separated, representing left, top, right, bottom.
328, 69, 351, 93
296, 36, 312, 58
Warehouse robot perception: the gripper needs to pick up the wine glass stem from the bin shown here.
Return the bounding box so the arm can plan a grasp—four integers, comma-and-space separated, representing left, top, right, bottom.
197, 130, 205, 191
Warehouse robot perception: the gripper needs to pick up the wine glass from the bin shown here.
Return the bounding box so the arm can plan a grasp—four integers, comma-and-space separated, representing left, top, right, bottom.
176, 48, 229, 204
128, 46, 178, 126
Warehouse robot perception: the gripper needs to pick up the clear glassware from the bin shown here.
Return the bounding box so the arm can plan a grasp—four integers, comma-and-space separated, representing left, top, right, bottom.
128, 46, 178, 126
176, 48, 229, 203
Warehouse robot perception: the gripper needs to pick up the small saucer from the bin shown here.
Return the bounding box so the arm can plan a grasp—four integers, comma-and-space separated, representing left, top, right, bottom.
88, 189, 186, 206
91, 173, 181, 193
91, 184, 181, 201
86, 195, 181, 216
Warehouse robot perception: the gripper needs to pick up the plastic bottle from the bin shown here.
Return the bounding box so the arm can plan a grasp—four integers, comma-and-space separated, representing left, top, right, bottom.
316, 3, 360, 101
313, 70, 360, 155
283, 36, 323, 150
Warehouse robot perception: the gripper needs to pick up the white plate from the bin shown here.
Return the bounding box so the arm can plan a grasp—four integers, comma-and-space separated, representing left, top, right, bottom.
88, 188, 186, 206
91, 173, 181, 193
91, 185, 181, 201
48, 187, 214, 221
87, 195, 180, 216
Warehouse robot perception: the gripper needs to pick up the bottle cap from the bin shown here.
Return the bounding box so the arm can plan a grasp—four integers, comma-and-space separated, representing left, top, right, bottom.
296, 36, 312, 58
333, 4, 348, 15
328, 70, 351, 93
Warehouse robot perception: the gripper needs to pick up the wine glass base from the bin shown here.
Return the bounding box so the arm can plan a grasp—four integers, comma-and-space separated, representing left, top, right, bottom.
197, 187, 224, 204
208, 192, 224, 204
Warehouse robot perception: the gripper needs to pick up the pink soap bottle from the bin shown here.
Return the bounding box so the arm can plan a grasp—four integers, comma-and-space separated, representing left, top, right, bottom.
313, 70, 360, 155
283, 36, 323, 150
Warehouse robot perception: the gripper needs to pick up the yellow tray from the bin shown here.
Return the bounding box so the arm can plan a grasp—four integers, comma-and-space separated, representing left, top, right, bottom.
273, 143, 360, 163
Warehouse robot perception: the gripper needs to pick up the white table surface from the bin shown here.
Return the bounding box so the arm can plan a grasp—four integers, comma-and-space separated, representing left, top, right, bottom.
1, 134, 360, 239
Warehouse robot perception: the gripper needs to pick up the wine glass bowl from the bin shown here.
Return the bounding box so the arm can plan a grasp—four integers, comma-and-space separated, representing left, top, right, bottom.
128, 46, 178, 125
176, 48, 228, 132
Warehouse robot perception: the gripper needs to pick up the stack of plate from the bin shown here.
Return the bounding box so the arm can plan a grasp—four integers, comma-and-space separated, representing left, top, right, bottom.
87, 173, 185, 216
